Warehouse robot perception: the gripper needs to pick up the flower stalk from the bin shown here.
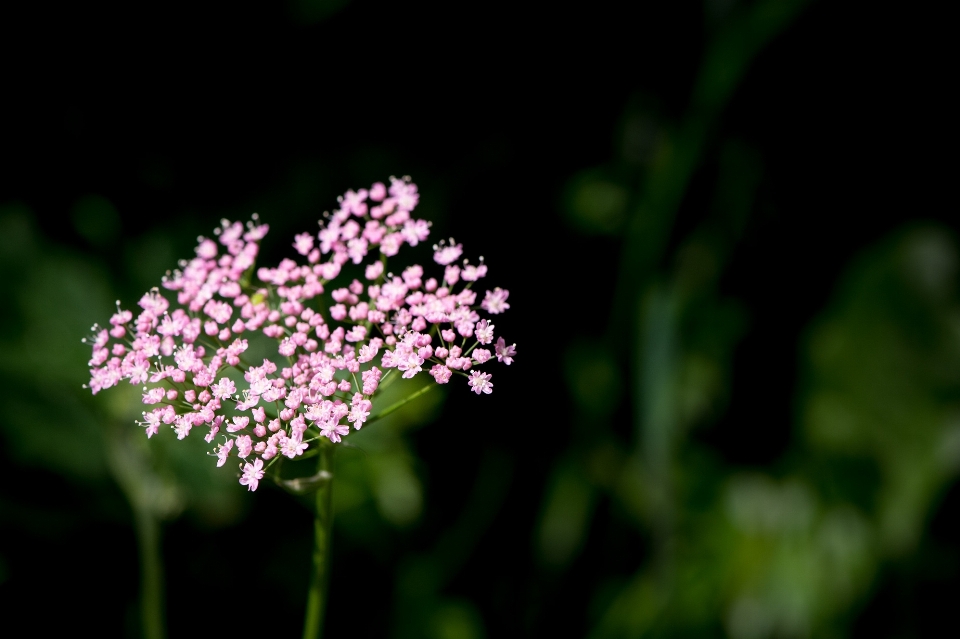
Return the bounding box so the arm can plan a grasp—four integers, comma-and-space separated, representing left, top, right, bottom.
82, 176, 518, 634
134, 503, 166, 639
302, 442, 335, 639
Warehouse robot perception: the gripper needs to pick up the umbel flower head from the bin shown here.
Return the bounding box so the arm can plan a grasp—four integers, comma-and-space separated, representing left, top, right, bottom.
84, 177, 516, 491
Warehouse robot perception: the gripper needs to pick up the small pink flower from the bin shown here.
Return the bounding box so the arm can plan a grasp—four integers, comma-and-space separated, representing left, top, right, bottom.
365, 261, 384, 280
227, 416, 249, 433
196, 238, 218, 259
142, 387, 165, 405
140, 409, 163, 438
457, 321, 475, 339
239, 458, 265, 491
110, 309, 133, 327
444, 265, 460, 286
216, 439, 234, 467
461, 262, 487, 281
345, 325, 367, 342
348, 394, 371, 429
236, 435, 253, 458
236, 392, 259, 411
401, 219, 430, 246
204, 418, 221, 443
430, 364, 452, 384
293, 232, 314, 256
472, 348, 492, 364
468, 370, 493, 395
380, 233, 402, 256
281, 437, 308, 459
481, 288, 510, 314
321, 422, 350, 443
358, 342, 379, 363
362, 367, 382, 394
495, 337, 516, 365
211, 377, 236, 400
433, 240, 462, 265
402, 265, 423, 288
278, 338, 297, 356
475, 320, 494, 345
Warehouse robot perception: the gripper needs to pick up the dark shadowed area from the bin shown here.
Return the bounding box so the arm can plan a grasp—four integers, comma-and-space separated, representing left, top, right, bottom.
0, 1, 954, 637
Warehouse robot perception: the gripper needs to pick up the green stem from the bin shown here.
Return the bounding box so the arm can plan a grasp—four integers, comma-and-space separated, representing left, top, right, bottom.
133, 504, 165, 639
302, 443, 335, 639
103, 424, 166, 639
365, 383, 435, 427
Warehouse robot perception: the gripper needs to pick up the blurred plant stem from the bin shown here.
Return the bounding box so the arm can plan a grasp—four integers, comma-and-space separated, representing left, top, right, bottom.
638, 285, 679, 586
103, 423, 170, 639
592, 0, 811, 634
302, 442, 335, 639
133, 501, 165, 639
609, 0, 811, 339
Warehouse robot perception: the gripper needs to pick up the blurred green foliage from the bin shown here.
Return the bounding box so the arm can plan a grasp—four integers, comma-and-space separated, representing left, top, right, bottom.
552, 168, 960, 638
535, 0, 960, 635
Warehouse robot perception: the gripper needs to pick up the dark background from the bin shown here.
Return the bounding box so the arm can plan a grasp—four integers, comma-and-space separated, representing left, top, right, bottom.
1, 0, 955, 637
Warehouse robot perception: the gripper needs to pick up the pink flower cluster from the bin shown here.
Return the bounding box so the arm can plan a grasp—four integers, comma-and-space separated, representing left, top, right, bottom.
84, 177, 516, 491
